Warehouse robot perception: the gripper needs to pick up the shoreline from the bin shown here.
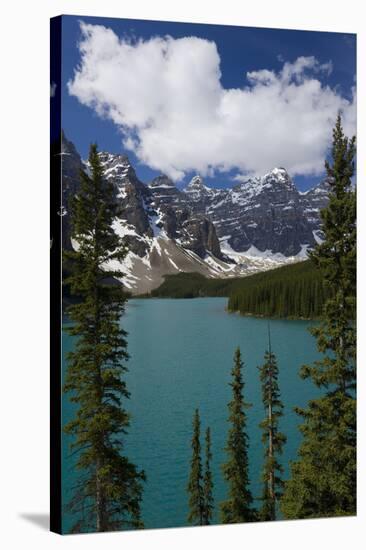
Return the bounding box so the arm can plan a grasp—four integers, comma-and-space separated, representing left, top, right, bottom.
130, 295, 320, 321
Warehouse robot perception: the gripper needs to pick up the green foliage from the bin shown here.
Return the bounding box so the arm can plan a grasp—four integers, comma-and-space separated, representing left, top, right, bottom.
258, 340, 286, 521
203, 427, 214, 525
187, 409, 204, 525
228, 260, 330, 319
220, 348, 255, 523
63, 144, 144, 532
281, 116, 356, 519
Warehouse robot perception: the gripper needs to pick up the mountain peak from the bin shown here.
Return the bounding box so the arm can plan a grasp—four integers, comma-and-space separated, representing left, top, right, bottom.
272, 166, 288, 175
303, 176, 332, 197
188, 175, 205, 188
185, 175, 212, 196
265, 166, 290, 180
261, 167, 295, 190
86, 152, 135, 184
97, 151, 130, 167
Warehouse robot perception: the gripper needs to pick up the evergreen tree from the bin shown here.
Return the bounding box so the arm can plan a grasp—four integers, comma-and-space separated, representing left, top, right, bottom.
187, 409, 204, 525
220, 348, 254, 523
63, 144, 145, 532
281, 115, 356, 519
258, 327, 286, 521
227, 260, 329, 319
203, 427, 214, 525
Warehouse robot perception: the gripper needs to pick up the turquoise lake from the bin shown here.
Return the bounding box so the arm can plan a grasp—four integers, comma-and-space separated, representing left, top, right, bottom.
62, 297, 322, 532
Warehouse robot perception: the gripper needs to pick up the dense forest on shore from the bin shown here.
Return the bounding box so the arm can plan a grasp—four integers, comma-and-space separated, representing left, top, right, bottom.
147, 260, 330, 319
227, 260, 330, 318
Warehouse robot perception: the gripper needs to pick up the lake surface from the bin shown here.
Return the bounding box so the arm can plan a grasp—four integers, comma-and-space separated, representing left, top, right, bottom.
62, 297, 321, 532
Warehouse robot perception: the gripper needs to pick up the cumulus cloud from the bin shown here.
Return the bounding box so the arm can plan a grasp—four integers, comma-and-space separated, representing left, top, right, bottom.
68, 22, 356, 180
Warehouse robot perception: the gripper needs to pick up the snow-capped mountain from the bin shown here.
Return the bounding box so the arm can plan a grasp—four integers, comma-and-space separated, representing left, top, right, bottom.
207, 167, 317, 257
184, 175, 219, 203
60, 134, 329, 294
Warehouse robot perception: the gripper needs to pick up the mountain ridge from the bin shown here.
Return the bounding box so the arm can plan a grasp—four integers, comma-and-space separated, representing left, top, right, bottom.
60, 133, 329, 294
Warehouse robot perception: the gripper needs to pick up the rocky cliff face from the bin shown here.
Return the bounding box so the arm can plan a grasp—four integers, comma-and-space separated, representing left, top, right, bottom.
60, 134, 330, 293
180, 215, 223, 259
299, 177, 331, 242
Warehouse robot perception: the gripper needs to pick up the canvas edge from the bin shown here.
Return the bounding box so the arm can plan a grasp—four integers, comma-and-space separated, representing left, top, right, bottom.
50, 14, 63, 536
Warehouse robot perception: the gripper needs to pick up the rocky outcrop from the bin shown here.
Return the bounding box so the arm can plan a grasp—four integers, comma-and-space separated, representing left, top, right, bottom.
181, 216, 222, 259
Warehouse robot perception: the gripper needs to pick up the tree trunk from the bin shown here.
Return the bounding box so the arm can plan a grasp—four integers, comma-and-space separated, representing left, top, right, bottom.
96, 453, 107, 531
268, 365, 275, 517
268, 401, 274, 500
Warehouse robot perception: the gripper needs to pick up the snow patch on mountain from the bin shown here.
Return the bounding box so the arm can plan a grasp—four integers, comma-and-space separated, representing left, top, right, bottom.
220, 237, 309, 269
112, 219, 139, 238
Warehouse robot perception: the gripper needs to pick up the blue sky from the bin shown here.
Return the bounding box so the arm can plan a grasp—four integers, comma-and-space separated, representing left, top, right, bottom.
59, 15, 356, 191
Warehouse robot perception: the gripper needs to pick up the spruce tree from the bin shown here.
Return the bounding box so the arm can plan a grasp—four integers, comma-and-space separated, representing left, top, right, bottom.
220, 348, 254, 523
281, 115, 356, 519
187, 409, 204, 525
258, 327, 286, 521
203, 427, 214, 525
63, 144, 145, 532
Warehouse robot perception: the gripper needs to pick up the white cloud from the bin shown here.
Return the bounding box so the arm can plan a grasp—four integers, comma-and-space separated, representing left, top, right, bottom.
68, 22, 356, 181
